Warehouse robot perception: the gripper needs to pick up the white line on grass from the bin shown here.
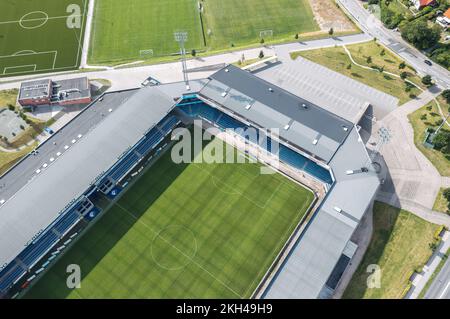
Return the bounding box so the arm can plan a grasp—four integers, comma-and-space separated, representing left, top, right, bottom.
114, 201, 243, 299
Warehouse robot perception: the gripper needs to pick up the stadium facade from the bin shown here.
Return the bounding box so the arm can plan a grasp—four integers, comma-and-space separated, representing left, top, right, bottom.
0, 65, 379, 299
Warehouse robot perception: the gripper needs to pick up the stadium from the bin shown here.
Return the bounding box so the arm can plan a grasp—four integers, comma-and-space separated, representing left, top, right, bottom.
0, 65, 379, 299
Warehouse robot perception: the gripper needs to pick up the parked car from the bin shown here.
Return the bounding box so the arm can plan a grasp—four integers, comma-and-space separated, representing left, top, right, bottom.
424, 60, 433, 66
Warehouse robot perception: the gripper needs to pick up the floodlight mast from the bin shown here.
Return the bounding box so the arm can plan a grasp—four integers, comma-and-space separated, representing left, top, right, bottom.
174, 31, 190, 90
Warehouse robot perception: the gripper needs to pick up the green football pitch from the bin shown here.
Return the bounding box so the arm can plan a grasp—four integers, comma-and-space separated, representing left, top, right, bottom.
26, 137, 314, 298
0, 0, 87, 77
89, 0, 319, 64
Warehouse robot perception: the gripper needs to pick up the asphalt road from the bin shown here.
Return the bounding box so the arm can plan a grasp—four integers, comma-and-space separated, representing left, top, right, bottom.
425, 256, 450, 299
337, 0, 450, 89
0, 90, 136, 203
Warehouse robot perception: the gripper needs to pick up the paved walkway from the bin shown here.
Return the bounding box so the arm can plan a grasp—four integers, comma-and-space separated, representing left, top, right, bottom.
407, 231, 450, 298
375, 90, 450, 227
0, 34, 372, 93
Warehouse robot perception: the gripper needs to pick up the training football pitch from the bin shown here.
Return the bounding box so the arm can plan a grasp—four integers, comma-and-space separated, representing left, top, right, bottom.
26, 137, 314, 298
89, 0, 319, 64
0, 0, 87, 77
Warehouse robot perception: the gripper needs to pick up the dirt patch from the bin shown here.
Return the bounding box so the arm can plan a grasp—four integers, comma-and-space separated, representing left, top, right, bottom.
308, 0, 356, 32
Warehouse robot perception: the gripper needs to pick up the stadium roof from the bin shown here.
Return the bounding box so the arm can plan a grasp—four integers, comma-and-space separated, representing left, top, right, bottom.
0, 86, 176, 268
199, 65, 353, 163
263, 126, 380, 298
255, 57, 398, 123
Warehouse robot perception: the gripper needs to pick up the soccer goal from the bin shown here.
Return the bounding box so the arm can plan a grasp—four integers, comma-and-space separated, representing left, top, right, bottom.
259, 30, 273, 39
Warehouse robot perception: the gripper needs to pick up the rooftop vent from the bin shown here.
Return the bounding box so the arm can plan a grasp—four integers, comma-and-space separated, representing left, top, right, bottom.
284, 124, 290, 130
342, 125, 348, 131
221, 91, 228, 97
334, 206, 342, 213
245, 104, 252, 110
268, 87, 274, 92
346, 170, 354, 175
225, 68, 229, 73
312, 139, 318, 145
300, 103, 308, 110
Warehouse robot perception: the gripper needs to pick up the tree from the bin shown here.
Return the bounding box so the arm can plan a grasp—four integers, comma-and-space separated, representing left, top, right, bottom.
191, 49, 196, 57
328, 28, 334, 36
366, 56, 372, 64
260, 38, 265, 45
442, 89, 450, 105
443, 188, 450, 201
422, 74, 433, 86
433, 131, 450, 151
400, 71, 408, 80
259, 50, 265, 59
401, 19, 441, 50
294, 33, 299, 40
380, 49, 385, 56
399, 61, 406, 69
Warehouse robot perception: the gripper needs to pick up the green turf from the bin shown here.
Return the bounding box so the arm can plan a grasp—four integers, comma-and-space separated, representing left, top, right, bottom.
0, 0, 87, 77
89, 0, 319, 64
202, 0, 318, 49
26, 136, 314, 298
89, 0, 204, 64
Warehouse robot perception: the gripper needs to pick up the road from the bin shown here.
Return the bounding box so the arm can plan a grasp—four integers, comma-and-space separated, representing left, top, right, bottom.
337, 0, 450, 89
425, 254, 450, 299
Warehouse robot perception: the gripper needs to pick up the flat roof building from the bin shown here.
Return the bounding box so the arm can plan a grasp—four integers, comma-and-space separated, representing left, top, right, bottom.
18, 77, 91, 107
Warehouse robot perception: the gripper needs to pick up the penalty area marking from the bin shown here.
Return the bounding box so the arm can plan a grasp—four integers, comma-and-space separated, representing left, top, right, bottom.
0, 50, 58, 75
3, 64, 36, 75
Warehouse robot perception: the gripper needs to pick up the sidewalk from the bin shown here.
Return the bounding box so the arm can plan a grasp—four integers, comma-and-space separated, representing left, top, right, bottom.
406, 230, 450, 298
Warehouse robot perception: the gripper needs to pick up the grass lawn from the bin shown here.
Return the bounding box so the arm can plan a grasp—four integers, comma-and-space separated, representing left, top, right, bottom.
0, 143, 36, 176
89, 0, 319, 65
0, 0, 87, 77
202, 0, 318, 49
89, 0, 204, 64
26, 137, 314, 298
433, 188, 449, 214
0, 89, 18, 109
408, 94, 450, 176
291, 41, 424, 105
343, 202, 439, 299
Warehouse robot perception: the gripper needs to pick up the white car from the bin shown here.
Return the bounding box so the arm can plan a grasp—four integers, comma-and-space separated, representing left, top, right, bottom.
49, 157, 55, 162
42, 163, 48, 168
77, 134, 83, 138
35, 169, 41, 174
56, 152, 62, 157
0, 199, 5, 205
71, 139, 76, 144
64, 145, 69, 150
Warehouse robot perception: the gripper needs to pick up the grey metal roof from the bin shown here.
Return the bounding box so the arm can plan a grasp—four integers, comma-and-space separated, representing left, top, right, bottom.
19, 79, 52, 99
0, 86, 176, 268
53, 77, 91, 102
200, 66, 352, 163
263, 127, 380, 298
255, 57, 398, 123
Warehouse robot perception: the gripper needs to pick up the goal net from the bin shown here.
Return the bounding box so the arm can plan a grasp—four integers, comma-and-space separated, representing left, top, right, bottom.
259, 30, 273, 39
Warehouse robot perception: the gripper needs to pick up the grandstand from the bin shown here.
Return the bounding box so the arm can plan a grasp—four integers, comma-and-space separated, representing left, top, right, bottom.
0, 65, 379, 299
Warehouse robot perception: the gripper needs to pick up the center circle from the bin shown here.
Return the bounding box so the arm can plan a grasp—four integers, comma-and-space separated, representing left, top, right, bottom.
151, 225, 197, 270
19, 11, 49, 30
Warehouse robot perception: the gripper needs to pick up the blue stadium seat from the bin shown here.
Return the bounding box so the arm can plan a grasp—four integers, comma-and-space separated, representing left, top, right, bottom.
216, 113, 244, 130
18, 231, 59, 268
53, 209, 80, 236
0, 263, 25, 291
110, 152, 140, 181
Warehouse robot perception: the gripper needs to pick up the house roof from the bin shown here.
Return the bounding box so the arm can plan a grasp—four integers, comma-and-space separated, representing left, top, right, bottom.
445, 8, 450, 19
419, 0, 435, 7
